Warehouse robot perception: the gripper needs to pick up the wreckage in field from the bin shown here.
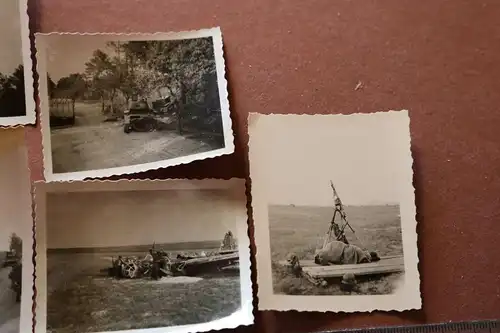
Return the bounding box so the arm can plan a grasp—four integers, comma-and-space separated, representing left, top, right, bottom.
107, 231, 239, 280
279, 181, 405, 287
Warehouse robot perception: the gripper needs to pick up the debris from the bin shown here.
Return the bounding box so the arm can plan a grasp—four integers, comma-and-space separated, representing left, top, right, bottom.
106, 231, 239, 280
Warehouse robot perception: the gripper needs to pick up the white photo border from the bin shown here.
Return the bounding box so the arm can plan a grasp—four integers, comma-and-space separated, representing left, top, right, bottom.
248, 110, 421, 313
0, 0, 36, 127
34, 178, 253, 333
35, 27, 235, 181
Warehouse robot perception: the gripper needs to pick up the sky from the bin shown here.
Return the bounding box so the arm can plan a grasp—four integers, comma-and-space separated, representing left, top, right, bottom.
0, 130, 32, 251
0, 0, 23, 75
250, 111, 413, 207
46, 189, 245, 249
42, 34, 213, 82
43, 35, 111, 81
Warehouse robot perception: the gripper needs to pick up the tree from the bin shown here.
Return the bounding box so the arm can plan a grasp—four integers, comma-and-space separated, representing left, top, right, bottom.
0, 73, 7, 91
9, 233, 22, 257
107, 41, 166, 103
0, 65, 26, 117
55, 73, 87, 107
84, 49, 120, 112
106, 42, 138, 104
121, 38, 217, 133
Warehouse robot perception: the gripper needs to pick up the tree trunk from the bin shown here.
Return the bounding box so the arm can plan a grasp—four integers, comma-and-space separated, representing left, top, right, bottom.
71, 99, 76, 123
177, 83, 186, 135
100, 95, 105, 112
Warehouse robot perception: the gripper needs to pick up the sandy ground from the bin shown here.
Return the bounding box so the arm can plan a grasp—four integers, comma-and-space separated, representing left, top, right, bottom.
0, 267, 20, 333
269, 204, 405, 296
50, 102, 222, 174
46, 252, 241, 333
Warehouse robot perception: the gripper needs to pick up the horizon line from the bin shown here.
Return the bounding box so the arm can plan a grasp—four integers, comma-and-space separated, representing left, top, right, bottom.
46, 239, 229, 251
269, 202, 400, 207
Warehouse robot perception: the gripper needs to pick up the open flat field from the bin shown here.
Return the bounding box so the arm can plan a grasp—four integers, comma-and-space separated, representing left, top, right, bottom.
47, 250, 241, 333
0, 267, 20, 333
50, 102, 223, 173
269, 204, 404, 296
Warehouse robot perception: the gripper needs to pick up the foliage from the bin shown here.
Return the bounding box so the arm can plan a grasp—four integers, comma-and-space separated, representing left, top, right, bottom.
55, 73, 87, 103
0, 65, 26, 117
9, 233, 22, 256
125, 37, 218, 133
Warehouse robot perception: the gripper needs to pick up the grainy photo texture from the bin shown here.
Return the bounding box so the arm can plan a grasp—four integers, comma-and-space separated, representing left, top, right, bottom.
0, 129, 35, 333
0, 233, 23, 333
36, 28, 234, 181
0, 0, 36, 126
249, 111, 420, 312
35, 179, 253, 333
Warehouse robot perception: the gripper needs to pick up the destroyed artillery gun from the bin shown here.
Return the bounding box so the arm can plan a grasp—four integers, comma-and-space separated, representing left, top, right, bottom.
281, 181, 405, 289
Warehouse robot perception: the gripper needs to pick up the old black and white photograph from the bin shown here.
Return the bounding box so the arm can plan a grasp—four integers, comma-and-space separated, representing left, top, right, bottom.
269, 183, 405, 296
0, 0, 36, 126
248, 111, 420, 312
36, 28, 234, 181
35, 179, 253, 333
0, 233, 23, 333
0, 129, 35, 333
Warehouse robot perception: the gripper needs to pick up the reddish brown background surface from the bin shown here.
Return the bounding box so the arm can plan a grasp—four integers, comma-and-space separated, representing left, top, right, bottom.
24, 0, 500, 332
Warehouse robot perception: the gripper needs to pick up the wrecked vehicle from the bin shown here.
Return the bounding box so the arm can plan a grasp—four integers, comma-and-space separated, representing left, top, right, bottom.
107, 231, 240, 280
123, 100, 157, 133
123, 99, 177, 134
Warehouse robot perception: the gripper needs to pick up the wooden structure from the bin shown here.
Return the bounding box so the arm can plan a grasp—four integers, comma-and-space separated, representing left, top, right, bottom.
49, 98, 75, 127
280, 255, 404, 280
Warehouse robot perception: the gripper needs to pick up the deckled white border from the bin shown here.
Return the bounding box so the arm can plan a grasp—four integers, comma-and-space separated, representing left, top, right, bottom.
0, 129, 35, 333
34, 178, 253, 333
0, 0, 36, 127
35, 27, 234, 181
248, 111, 421, 313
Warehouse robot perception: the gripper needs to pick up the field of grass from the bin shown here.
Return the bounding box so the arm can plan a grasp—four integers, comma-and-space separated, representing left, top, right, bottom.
0, 267, 20, 333
47, 250, 241, 333
268, 204, 405, 296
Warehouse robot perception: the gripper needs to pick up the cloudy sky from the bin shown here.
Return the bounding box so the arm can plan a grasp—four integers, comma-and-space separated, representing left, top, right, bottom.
0, 0, 23, 75
250, 111, 413, 207
46, 189, 245, 249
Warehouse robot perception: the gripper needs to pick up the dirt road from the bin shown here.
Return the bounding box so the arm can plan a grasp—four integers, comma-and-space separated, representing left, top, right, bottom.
0, 267, 20, 333
50, 103, 222, 174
